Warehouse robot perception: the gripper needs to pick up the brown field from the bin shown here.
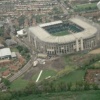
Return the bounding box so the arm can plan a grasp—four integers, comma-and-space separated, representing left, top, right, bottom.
85, 69, 100, 84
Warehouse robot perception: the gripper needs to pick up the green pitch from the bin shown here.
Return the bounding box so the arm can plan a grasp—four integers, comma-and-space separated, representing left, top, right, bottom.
51, 30, 70, 36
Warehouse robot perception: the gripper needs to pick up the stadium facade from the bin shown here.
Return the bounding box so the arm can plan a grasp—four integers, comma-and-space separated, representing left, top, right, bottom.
28, 16, 100, 55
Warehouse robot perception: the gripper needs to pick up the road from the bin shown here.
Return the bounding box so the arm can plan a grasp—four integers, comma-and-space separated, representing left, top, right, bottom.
7, 18, 35, 82
9, 60, 32, 82
8, 37, 35, 82
8, 36, 36, 82
57, 0, 68, 15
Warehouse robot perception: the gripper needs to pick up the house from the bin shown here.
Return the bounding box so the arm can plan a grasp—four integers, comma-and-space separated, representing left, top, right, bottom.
2, 70, 11, 78
9, 65, 19, 72
11, 52, 16, 58
16, 29, 27, 37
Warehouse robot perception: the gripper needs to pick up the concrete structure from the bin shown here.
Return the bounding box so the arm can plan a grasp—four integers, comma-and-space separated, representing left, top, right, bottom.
28, 16, 100, 55
17, 29, 27, 37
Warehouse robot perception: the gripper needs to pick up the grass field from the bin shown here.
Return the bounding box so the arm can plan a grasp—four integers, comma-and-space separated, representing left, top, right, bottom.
73, 3, 97, 11
32, 72, 39, 81
10, 47, 19, 52
39, 70, 56, 81
89, 60, 100, 69
10, 70, 57, 90
51, 30, 70, 36
10, 77, 29, 90
56, 70, 86, 84
16, 90, 100, 100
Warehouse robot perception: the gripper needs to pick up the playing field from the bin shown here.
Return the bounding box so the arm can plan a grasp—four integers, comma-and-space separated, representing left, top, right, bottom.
51, 30, 70, 36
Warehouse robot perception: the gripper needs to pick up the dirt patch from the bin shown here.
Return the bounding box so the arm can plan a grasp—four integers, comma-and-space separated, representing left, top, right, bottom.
89, 48, 100, 54
85, 69, 100, 84
22, 57, 65, 80
50, 58, 65, 70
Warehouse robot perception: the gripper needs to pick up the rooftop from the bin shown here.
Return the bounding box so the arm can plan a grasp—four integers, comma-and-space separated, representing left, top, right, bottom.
29, 17, 97, 44
2, 70, 10, 76
0, 48, 11, 58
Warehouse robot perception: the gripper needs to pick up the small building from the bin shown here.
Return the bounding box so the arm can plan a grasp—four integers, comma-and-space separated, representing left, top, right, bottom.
16, 29, 27, 37
0, 48, 11, 59
5, 39, 17, 46
11, 52, 16, 58
9, 65, 19, 72
2, 70, 11, 78
37, 53, 47, 58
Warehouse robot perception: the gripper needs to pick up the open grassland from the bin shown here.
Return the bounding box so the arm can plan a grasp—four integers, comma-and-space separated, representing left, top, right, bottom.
39, 70, 56, 81
55, 69, 86, 84
10, 77, 29, 90
10, 70, 57, 90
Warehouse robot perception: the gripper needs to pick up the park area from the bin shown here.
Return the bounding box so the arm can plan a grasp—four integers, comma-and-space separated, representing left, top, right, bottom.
10, 69, 57, 90
55, 69, 86, 84
10, 50, 100, 90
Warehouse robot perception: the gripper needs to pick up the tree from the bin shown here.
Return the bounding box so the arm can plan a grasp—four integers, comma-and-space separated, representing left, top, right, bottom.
84, 82, 90, 90
67, 82, 72, 91
18, 15, 26, 26
92, 84, 99, 90
2, 78, 11, 87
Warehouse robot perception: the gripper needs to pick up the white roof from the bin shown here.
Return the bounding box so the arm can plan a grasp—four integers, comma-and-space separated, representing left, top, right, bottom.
17, 29, 27, 36
0, 48, 11, 58
39, 20, 62, 27
11, 52, 16, 58
17, 29, 24, 35
29, 17, 97, 44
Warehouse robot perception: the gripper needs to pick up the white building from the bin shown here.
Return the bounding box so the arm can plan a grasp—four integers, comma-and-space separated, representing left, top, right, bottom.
17, 29, 27, 37
0, 48, 12, 59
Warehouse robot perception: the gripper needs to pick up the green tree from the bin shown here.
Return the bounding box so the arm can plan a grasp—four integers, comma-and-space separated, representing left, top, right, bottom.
18, 15, 25, 26
2, 78, 11, 87
67, 82, 72, 91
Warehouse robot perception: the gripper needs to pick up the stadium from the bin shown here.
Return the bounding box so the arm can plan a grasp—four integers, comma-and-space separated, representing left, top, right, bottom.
28, 16, 99, 55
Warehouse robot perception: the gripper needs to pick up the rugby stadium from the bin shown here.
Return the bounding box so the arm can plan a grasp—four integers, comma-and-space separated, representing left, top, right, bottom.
28, 16, 100, 55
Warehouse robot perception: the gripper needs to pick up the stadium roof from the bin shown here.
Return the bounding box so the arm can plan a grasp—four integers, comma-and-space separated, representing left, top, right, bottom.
39, 20, 62, 27
29, 17, 97, 44
0, 48, 11, 58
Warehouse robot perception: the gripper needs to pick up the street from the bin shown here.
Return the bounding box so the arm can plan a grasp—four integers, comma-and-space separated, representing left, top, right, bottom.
9, 60, 32, 82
